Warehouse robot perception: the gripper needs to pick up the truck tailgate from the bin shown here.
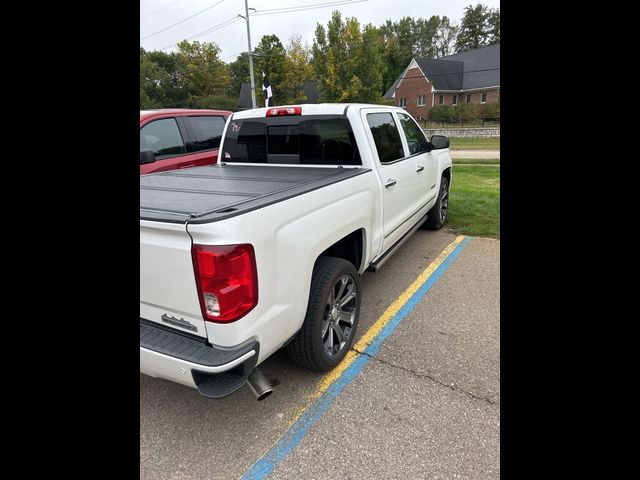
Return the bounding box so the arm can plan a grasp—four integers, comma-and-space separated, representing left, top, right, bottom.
140, 220, 208, 338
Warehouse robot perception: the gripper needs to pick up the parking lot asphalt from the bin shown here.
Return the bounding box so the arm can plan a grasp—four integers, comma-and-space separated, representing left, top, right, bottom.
140, 230, 500, 479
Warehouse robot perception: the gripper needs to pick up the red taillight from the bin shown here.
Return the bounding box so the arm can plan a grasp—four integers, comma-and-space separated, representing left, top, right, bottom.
266, 106, 301, 116
191, 244, 258, 323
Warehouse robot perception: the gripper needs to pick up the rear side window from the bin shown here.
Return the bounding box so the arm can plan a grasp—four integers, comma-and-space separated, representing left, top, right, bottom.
366, 113, 404, 164
220, 115, 361, 165
187, 116, 226, 152
140, 118, 186, 159
397, 113, 429, 155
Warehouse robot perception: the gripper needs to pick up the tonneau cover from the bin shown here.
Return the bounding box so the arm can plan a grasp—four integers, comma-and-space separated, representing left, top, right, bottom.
140, 164, 370, 224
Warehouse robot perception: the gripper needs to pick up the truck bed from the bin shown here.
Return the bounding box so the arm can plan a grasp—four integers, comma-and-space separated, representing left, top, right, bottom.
140, 164, 370, 224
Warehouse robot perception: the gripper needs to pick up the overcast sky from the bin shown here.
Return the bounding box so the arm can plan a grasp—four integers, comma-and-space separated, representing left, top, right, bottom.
140, 0, 500, 61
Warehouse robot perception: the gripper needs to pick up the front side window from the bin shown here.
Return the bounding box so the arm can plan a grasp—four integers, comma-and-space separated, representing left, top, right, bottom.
398, 113, 428, 155
220, 115, 361, 165
417, 95, 426, 106
366, 112, 404, 164
438, 94, 444, 105
481, 92, 487, 103
140, 118, 186, 159
452, 95, 458, 105
187, 116, 226, 152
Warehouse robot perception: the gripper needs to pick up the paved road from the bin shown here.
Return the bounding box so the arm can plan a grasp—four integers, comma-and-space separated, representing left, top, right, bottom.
450, 149, 500, 159
140, 230, 500, 479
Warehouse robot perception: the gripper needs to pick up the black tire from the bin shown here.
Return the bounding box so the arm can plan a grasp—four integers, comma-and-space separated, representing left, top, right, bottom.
286, 256, 361, 371
424, 176, 449, 230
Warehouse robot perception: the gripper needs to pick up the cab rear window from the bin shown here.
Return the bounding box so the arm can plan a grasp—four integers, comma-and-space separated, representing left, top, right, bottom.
220, 115, 361, 165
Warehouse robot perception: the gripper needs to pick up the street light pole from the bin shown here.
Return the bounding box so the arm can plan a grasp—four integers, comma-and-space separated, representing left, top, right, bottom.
243, 0, 256, 109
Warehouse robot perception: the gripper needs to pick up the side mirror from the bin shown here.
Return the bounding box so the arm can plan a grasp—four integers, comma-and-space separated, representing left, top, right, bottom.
430, 135, 449, 149
140, 150, 156, 165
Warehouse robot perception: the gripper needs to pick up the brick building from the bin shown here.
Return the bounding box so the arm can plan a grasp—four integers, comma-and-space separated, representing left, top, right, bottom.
385, 43, 500, 120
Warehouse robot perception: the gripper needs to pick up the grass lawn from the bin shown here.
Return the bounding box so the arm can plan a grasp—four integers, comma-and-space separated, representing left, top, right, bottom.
448, 137, 500, 150
447, 165, 500, 238
452, 158, 500, 165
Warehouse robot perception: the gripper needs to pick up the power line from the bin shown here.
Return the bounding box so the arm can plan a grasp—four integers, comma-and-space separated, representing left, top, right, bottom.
140, 0, 228, 41
156, 0, 367, 53
252, 0, 367, 16
159, 16, 241, 51
140, 0, 187, 21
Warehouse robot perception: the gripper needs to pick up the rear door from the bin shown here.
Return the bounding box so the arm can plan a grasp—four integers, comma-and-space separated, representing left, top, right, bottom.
361, 109, 423, 251
182, 114, 228, 166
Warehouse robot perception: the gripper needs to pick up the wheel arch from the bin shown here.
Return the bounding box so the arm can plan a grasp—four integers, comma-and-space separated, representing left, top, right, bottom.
318, 228, 366, 272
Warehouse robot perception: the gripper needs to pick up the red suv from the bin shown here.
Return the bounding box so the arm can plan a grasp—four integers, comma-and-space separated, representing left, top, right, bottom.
140, 109, 232, 174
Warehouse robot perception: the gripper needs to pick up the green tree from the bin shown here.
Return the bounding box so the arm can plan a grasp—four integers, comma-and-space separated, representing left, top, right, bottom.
140, 49, 165, 109
455, 4, 491, 53
280, 34, 314, 104
228, 52, 250, 99
414, 16, 440, 58
174, 40, 233, 109
479, 98, 499, 121
488, 8, 500, 44
312, 11, 383, 103
452, 101, 479, 126
140, 47, 188, 108
378, 18, 415, 95
434, 16, 457, 57
429, 105, 454, 125
253, 35, 287, 106
378, 16, 456, 95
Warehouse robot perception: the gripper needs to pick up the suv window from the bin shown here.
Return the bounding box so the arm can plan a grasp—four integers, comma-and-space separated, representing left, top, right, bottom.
140, 118, 186, 159
220, 115, 361, 165
187, 116, 226, 152
397, 113, 429, 155
366, 113, 404, 164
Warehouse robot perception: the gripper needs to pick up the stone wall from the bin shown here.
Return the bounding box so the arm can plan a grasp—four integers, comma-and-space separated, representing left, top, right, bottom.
423, 127, 500, 138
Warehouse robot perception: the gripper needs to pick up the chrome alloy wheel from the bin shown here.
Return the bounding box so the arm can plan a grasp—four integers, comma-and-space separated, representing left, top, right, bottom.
439, 181, 449, 222
321, 275, 357, 356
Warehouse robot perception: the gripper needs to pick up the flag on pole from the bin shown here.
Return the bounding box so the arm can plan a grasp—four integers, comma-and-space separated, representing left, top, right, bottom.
262, 70, 274, 107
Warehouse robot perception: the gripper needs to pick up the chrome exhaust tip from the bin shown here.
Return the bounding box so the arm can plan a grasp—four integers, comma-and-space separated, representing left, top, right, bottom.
247, 367, 273, 401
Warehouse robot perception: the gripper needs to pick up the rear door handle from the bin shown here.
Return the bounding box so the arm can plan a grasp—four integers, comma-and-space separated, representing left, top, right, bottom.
385, 178, 397, 188
416, 165, 424, 173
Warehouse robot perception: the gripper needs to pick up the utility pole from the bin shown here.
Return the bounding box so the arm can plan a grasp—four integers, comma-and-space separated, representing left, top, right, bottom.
242, 0, 256, 109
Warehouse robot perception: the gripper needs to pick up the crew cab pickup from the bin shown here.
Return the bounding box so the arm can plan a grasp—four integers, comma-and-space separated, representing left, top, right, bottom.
140, 109, 232, 174
140, 103, 452, 400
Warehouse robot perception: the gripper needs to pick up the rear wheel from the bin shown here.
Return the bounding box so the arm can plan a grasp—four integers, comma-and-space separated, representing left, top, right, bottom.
425, 176, 449, 230
286, 256, 361, 371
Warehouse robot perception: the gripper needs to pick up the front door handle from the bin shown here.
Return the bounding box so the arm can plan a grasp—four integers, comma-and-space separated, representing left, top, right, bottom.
385, 178, 397, 188
416, 165, 424, 173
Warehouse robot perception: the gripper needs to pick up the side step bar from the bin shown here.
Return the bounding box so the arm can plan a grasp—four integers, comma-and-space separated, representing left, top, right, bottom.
367, 213, 428, 272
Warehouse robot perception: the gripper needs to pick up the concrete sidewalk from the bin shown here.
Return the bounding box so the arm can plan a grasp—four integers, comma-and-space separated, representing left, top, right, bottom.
450, 149, 500, 159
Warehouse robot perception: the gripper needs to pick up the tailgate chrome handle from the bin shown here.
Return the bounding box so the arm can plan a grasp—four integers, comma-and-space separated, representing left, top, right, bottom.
384, 178, 397, 188
416, 165, 424, 172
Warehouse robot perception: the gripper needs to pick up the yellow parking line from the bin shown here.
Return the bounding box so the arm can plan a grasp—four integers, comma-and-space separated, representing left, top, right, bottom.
287, 234, 467, 426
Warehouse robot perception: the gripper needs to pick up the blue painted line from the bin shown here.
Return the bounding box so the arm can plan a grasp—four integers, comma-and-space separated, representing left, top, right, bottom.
241, 236, 472, 480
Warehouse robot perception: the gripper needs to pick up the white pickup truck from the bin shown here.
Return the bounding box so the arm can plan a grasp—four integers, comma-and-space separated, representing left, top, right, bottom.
140, 103, 452, 400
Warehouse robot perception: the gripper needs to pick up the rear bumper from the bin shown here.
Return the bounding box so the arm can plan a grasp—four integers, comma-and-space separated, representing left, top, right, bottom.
140, 319, 259, 397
